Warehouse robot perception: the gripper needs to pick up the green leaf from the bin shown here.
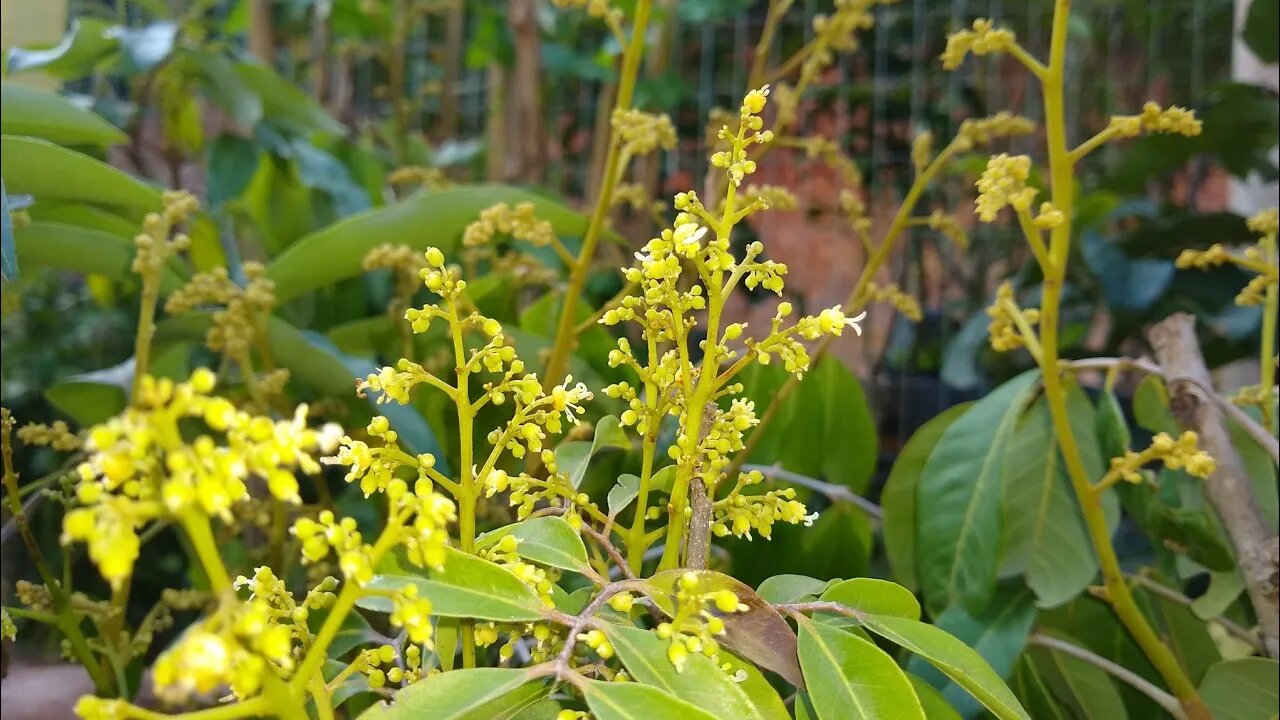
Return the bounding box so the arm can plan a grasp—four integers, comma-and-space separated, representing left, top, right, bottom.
910, 586, 1037, 717
1028, 633, 1128, 720
45, 379, 127, 426
1011, 657, 1069, 720
267, 185, 594, 303
772, 355, 878, 493
819, 578, 921, 621
435, 617, 459, 672
1190, 570, 1243, 620
1, 83, 125, 147
175, 48, 263, 128
881, 403, 971, 592
324, 659, 375, 709
641, 569, 803, 687
756, 575, 834, 605
1243, 0, 1279, 64
1199, 658, 1280, 720
232, 61, 344, 135
909, 675, 962, 720
580, 679, 719, 720
797, 618, 925, 720
5, 19, 120, 78
25, 200, 139, 237
1138, 590, 1221, 685
861, 614, 1031, 720
1228, 410, 1278, 531
605, 625, 786, 720
917, 370, 1040, 615
206, 134, 260, 209
1000, 397, 1098, 608
360, 546, 545, 622
14, 221, 186, 291
356, 667, 546, 720
607, 474, 641, 516
476, 516, 590, 573
1133, 375, 1176, 435
1095, 386, 1131, 464
555, 415, 629, 489
1, 135, 159, 212
315, 609, 379, 660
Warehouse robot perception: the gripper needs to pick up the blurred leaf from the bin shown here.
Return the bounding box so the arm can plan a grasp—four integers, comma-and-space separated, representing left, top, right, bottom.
13, 221, 185, 291
940, 312, 991, 392
555, 415, 629, 490
1199, 658, 1280, 720
861, 614, 1031, 720
580, 680, 719, 720
46, 378, 127, 426
1228, 410, 1279, 530
1138, 590, 1221, 685
290, 137, 370, 215
476, 516, 590, 574
910, 674, 963, 720
360, 547, 544, 621
1243, 0, 1279, 63
1081, 230, 1175, 312
268, 185, 594, 304
918, 370, 1039, 615
206, 134, 260, 209
1, 83, 126, 147
323, 659, 375, 709
797, 618, 926, 720
25, 201, 138, 236
175, 48, 264, 128
773, 355, 877, 493
1190, 570, 1243, 620
819, 578, 921, 621
1133, 374, 1177, 435
355, 667, 546, 720
113, 22, 178, 74
1, 135, 159, 211
1, 179, 16, 281
911, 586, 1037, 718
1028, 632, 1129, 720
232, 62, 344, 135
5, 19, 120, 78
1095, 386, 1131, 465
882, 403, 972, 592
1011, 657, 1069, 720
606, 624, 787, 720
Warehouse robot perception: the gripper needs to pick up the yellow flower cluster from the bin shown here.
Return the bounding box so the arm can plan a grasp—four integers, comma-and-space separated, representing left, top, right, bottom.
975, 154, 1036, 222
17, 420, 81, 451
1107, 102, 1202, 138
1, 609, 15, 641
1176, 208, 1278, 306
803, 135, 863, 186
476, 619, 563, 663
462, 202, 558, 249
952, 112, 1037, 151
712, 470, 817, 540
941, 19, 1018, 70
656, 573, 747, 672
987, 281, 1038, 353
1105, 431, 1215, 485
364, 243, 428, 308
483, 465, 600, 530
552, 0, 623, 28
862, 282, 923, 322
361, 643, 425, 689
840, 188, 871, 235
741, 184, 800, 212
132, 191, 198, 278
613, 108, 678, 157
712, 86, 775, 187
926, 209, 969, 250
63, 370, 338, 587
165, 263, 276, 361
480, 534, 560, 607
388, 165, 451, 192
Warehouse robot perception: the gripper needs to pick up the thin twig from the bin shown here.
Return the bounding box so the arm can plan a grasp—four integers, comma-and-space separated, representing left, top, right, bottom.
743, 464, 884, 521
1128, 573, 1262, 652
1028, 632, 1187, 720
580, 523, 635, 580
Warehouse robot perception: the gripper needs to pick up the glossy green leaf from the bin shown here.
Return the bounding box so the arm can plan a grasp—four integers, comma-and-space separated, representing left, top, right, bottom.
435, 617, 459, 672
756, 575, 834, 605
13, 221, 186, 291
773, 355, 878, 493
555, 415, 630, 489
476, 516, 590, 573
797, 618, 925, 720
606, 625, 786, 720
1199, 658, 1280, 720
45, 379, 126, 426
882, 403, 972, 592
641, 569, 803, 687
909, 674, 963, 720
1029, 633, 1129, 720
1, 135, 159, 211
359, 547, 545, 622
861, 614, 1031, 720
910, 586, 1037, 717
356, 667, 546, 720
819, 578, 921, 621
580, 679, 719, 720
1, 83, 125, 147
917, 370, 1040, 615
607, 474, 641, 516
1001, 397, 1097, 608
25, 200, 138, 237
267, 185, 594, 303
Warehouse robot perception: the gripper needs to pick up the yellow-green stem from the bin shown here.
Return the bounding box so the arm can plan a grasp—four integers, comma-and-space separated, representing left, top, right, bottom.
626, 431, 658, 573
1037, 3, 1208, 718
543, 0, 653, 390
1259, 232, 1277, 433
132, 274, 161, 397
181, 510, 233, 593
449, 299, 480, 668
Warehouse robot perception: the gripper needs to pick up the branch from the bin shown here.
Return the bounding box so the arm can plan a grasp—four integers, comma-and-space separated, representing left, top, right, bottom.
743, 464, 883, 521
1127, 573, 1262, 652
1148, 313, 1280, 659
1028, 632, 1187, 720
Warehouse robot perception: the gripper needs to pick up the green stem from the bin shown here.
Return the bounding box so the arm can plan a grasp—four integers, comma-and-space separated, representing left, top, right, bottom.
542, 0, 653, 390
1259, 232, 1277, 434
448, 298, 480, 669
625, 431, 658, 573
1036, 4, 1209, 718
180, 510, 233, 593
132, 273, 161, 396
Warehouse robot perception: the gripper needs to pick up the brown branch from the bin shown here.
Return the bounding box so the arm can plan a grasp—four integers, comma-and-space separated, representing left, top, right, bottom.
1148, 313, 1280, 658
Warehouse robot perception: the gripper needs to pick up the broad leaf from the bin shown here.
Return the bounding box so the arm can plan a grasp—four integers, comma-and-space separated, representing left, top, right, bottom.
1, 135, 159, 211
45, 379, 127, 426
13, 221, 186, 291
910, 586, 1036, 717
555, 415, 629, 489
1199, 657, 1280, 720
580, 680, 719, 720
917, 370, 1039, 615
819, 578, 921, 621
798, 618, 925, 720
175, 48, 264, 128
5, 19, 120, 78
1028, 633, 1128, 720
232, 62, 344, 135
607, 474, 641, 516
267, 186, 595, 303
360, 547, 545, 622
1095, 386, 1131, 464
0, 83, 126, 147
605, 625, 786, 720
861, 614, 1031, 720
356, 667, 546, 720
756, 575, 834, 605
476, 516, 590, 573
772, 355, 878, 493
881, 403, 971, 592
909, 675, 963, 720
1000, 397, 1097, 608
